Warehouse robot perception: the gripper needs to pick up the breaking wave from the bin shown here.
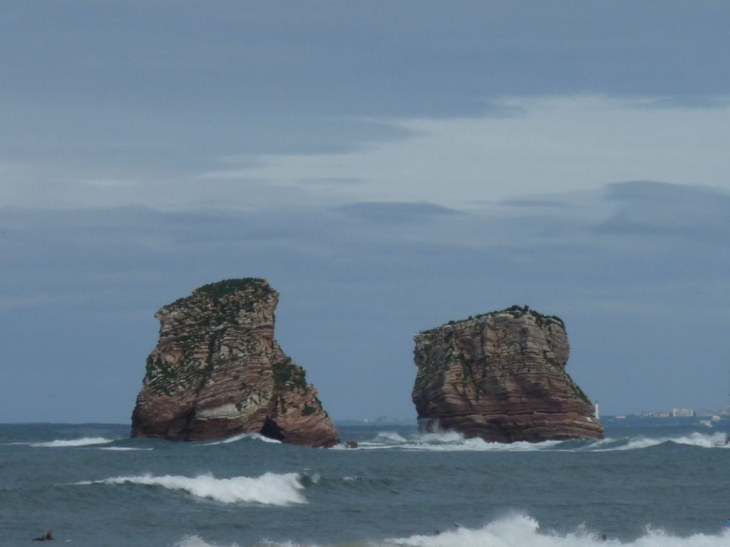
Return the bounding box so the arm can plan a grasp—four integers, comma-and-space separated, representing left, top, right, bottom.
202, 433, 281, 446
375, 431, 408, 444
352, 430, 561, 452
95, 447, 153, 451
30, 437, 116, 448
174, 514, 730, 547
594, 432, 728, 452
78, 472, 307, 505
346, 430, 729, 453
386, 514, 730, 547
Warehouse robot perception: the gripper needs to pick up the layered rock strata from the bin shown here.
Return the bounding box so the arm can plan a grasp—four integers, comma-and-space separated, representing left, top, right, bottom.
131, 278, 339, 447
412, 306, 603, 442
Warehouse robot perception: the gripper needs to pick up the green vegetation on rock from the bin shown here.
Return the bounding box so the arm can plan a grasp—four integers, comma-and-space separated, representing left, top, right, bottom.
272, 357, 307, 388
166, 278, 276, 310
144, 356, 177, 396
419, 304, 565, 335
195, 278, 275, 300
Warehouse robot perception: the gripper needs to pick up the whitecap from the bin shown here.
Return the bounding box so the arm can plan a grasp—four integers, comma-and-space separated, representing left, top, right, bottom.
95, 447, 154, 451
352, 429, 565, 452
374, 431, 408, 444
202, 433, 281, 446
402, 434, 561, 452
30, 437, 116, 448
176, 536, 241, 547
417, 430, 466, 444
384, 513, 730, 547
79, 472, 307, 505
176, 538, 312, 547
595, 431, 728, 452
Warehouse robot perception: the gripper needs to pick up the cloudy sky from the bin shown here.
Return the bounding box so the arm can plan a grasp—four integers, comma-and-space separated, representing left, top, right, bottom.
2, 1, 729, 423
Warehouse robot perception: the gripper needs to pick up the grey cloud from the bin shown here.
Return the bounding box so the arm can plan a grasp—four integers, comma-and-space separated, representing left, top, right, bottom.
3, 2, 729, 164
336, 202, 463, 224
597, 181, 730, 242
631, 96, 730, 110
501, 198, 574, 210
296, 177, 363, 186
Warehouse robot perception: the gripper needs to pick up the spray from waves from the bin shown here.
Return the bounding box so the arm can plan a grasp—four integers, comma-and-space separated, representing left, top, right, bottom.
202, 433, 282, 446
594, 431, 728, 452
175, 539, 303, 547
385, 513, 730, 547
77, 472, 307, 505
348, 431, 408, 449
176, 537, 240, 547
401, 437, 563, 452
418, 430, 467, 444
355, 430, 561, 452
29, 437, 116, 448
376, 431, 408, 444
95, 447, 154, 451
349, 429, 729, 453
174, 514, 730, 547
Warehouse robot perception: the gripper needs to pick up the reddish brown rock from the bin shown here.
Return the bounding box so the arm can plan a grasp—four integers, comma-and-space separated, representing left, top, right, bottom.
131, 278, 339, 447
412, 306, 603, 442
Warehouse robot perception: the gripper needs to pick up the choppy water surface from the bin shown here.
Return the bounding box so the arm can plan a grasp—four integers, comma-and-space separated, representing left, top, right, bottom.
1, 423, 729, 546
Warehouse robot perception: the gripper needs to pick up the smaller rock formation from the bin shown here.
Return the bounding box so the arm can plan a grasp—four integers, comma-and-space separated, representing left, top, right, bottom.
412, 305, 603, 442
131, 278, 339, 447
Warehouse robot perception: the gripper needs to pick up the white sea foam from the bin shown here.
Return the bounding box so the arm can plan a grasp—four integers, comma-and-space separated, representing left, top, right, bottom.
596, 432, 728, 452
396, 431, 561, 452
80, 472, 306, 505
352, 428, 730, 453
417, 430, 467, 444
375, 431, 408, 443
202, 433, 282, 446
177, 538, 314, 547
175, 515, 730, 547
356, 427, 572, 452
355, 430, 564, 452
404, 437, 563, 452
176, 537, 241, 547
386, 514, 730, 547
95, 447, 153, 451
30, 437, 116, 448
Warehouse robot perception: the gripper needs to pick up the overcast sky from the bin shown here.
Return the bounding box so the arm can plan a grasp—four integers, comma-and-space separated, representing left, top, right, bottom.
2, 1, 729, 423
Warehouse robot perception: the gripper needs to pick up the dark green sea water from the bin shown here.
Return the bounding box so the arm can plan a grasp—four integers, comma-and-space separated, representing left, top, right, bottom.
1, 423, 729, 547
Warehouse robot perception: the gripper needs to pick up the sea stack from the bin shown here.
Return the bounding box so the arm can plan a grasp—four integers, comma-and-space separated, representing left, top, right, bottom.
131, 278, 339, 447
412, 305, 603, 442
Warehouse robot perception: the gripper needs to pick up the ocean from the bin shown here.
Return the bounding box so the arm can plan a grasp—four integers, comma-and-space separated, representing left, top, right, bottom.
1, 422, 729, 547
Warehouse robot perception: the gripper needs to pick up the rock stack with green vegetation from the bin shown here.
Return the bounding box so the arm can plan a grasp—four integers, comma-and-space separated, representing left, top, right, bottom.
412, 305, 603, 442
131, 278, 339, 447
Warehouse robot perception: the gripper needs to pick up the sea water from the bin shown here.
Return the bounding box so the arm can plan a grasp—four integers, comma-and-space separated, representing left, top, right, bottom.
1, 423, 729, 547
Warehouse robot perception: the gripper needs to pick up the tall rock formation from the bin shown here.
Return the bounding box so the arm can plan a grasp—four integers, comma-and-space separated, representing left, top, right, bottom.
131, 278, 339, 447
412, 305, 603, 442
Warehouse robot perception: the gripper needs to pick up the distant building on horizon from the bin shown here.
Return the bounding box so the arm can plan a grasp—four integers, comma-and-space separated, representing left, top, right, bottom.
672, 407, 694, 417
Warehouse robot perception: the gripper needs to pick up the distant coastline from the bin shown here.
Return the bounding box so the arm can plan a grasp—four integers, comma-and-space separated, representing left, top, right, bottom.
1, 414, 728, 429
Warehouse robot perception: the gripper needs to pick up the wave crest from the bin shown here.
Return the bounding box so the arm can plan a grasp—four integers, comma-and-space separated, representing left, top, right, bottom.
174, 515, 730, 547
30, 437, 116, 448
356, 431, 560, 452
80, 472, 307, 505
388, 514, 730, 547
202, 433, 282, 446
349, 430, 729, 453
596, 432, 728, 452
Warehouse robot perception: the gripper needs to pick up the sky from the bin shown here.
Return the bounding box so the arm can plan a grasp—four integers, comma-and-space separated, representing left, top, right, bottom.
2, 1, 730, 423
